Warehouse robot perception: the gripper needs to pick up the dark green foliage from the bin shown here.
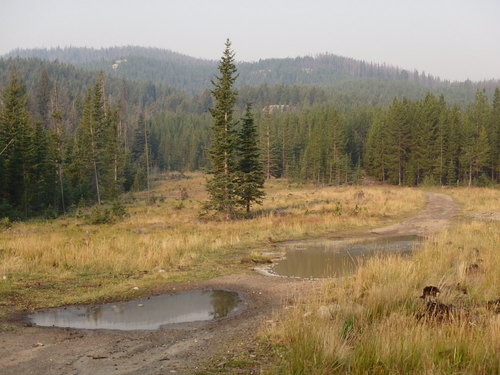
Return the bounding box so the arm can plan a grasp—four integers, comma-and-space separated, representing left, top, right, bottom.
0, 216, 11, 229
365, 90, 499, 185
237, 104, 265, 214
205, 40, 240, 218
85, 200, 127, 225
1, 49, 499, 221
491, 88, 500, 181
0, 71, 48, 218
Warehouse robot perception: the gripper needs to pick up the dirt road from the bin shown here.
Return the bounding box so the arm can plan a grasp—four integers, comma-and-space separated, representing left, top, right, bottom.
0, 191, 458, 375
371, 191, 458, 236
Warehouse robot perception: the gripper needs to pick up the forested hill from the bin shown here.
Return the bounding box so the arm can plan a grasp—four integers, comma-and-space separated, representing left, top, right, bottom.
0, 48, 498, 220
5, 46, 500, 95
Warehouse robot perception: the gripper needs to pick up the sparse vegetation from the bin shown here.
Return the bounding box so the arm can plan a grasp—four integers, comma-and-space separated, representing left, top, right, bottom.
261, 188, 500, 375
0, 173, 424, 312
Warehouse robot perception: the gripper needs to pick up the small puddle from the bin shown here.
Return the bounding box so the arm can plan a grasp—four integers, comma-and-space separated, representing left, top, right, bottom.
28, 289, 240, 330
271, 235, 421, 279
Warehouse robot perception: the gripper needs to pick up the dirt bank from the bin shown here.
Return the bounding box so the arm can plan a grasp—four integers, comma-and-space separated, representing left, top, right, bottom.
0, 191, 458, 375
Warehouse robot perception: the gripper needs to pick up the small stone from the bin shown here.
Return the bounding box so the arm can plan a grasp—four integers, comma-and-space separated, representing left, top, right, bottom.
2, 275, 7, 280
33, 342, 44, 347
137, 304, 144, 307
132, 287, 139, 290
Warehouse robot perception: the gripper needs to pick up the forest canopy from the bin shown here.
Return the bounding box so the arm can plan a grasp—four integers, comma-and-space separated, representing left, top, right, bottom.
0, 47, 498, 219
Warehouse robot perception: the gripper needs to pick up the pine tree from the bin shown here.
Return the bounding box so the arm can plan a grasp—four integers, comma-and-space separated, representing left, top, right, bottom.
205, 39, 239, 218
35, 69, 51, 128
365, 111, 390, 182
0, 70, 36, 218
489, 88, 500, 182
236, 104, 265, 214
261, 108, 275, 179
131, 112, 150, 192
69, 73, 120, 203
461, 90, 491, 186
70, 89, 96, 203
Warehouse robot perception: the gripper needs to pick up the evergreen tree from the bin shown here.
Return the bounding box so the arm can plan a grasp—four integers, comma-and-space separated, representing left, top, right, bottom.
205, 39, 239, 218
0, 70, 36, 218
69, 73, 122, 203
365, 111, 390, 182
461, 90, 491, 186
35, 69, 51, 128
236, 104, 265, 214
260, 108, 276, 179
69, 89, 96, 202
131, 112, 150, 191
489, 88, 500, 182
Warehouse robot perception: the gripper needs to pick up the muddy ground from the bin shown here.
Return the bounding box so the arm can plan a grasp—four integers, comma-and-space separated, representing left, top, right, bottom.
0, 192, 458, 375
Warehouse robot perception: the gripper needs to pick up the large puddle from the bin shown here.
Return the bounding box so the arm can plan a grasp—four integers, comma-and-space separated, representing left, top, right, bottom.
28, 289, 240, 330
271, 236, 421, 278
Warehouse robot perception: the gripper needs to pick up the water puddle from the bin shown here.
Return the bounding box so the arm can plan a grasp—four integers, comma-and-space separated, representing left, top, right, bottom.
271, 235, 421, 279
28, 289, 240, 330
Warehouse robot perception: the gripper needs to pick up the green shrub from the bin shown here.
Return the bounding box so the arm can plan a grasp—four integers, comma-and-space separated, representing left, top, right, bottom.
87, 205, 113, 224
0, 217, 12, 230
111, 201, 127, 218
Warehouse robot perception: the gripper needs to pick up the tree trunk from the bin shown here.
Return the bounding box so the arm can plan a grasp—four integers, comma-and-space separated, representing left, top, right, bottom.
89, 122, 101, 205
144, 115, 150, 196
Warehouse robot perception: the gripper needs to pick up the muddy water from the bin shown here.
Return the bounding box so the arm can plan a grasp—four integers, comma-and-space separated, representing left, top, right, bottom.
271, 236, 421, 278
28, 290, 240, 330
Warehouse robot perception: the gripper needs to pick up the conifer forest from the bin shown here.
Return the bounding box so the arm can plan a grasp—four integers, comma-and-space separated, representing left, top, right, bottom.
0, 45, 499, 219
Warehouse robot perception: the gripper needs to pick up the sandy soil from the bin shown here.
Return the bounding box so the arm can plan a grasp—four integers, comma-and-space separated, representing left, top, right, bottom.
465, 209, 500, 222
370, 192, 458, 236
0, 191, 458, 375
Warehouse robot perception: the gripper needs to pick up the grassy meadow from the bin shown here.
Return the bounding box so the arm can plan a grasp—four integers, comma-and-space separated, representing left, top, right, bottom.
0, 173, 424, 314
262, 187, 500, 375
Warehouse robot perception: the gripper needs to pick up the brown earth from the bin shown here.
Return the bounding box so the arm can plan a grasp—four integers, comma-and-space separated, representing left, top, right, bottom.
0, 192, 458, 375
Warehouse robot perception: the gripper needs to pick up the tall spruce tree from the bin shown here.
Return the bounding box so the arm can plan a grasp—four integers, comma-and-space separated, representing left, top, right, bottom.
205, 39, 239, 218
489, 88, 500, 182
237, 104, 265, 214
0, 70, 36, 218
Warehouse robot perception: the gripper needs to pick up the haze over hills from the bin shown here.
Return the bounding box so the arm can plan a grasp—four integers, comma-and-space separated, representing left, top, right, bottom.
5, 46, 500, 96
0, 44, 498, 220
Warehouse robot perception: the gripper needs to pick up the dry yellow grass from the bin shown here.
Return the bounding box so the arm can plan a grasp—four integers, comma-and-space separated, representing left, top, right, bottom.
0, 173, 425, 310
262, 188, 500, 374
1, 173, 424, 276
436, 186, 500, 211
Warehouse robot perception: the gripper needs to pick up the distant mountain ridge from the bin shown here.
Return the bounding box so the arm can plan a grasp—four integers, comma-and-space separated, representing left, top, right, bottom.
5, 46, 214, 65
7, 46, 499, 94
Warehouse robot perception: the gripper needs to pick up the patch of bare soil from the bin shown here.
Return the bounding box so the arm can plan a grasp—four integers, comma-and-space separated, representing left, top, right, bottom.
0, 275, 319, 375
466, 209, 500, 222
371, 192, 458, 236
0, 191, 458, 375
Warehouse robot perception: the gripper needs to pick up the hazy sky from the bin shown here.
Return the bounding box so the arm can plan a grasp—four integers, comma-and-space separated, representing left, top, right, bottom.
0, 0, 499, 82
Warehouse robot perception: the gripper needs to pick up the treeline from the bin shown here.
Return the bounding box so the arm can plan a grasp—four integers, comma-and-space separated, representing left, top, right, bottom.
1, 57, 499, 220
365, 90, 500, 186
0, 70, 154, 219
7, 47, 500, 94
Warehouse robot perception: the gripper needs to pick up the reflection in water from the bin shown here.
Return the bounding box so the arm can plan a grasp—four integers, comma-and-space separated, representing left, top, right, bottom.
208, 290, 239, 318
272, 236, 421, 279
28, 290, 240, 331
